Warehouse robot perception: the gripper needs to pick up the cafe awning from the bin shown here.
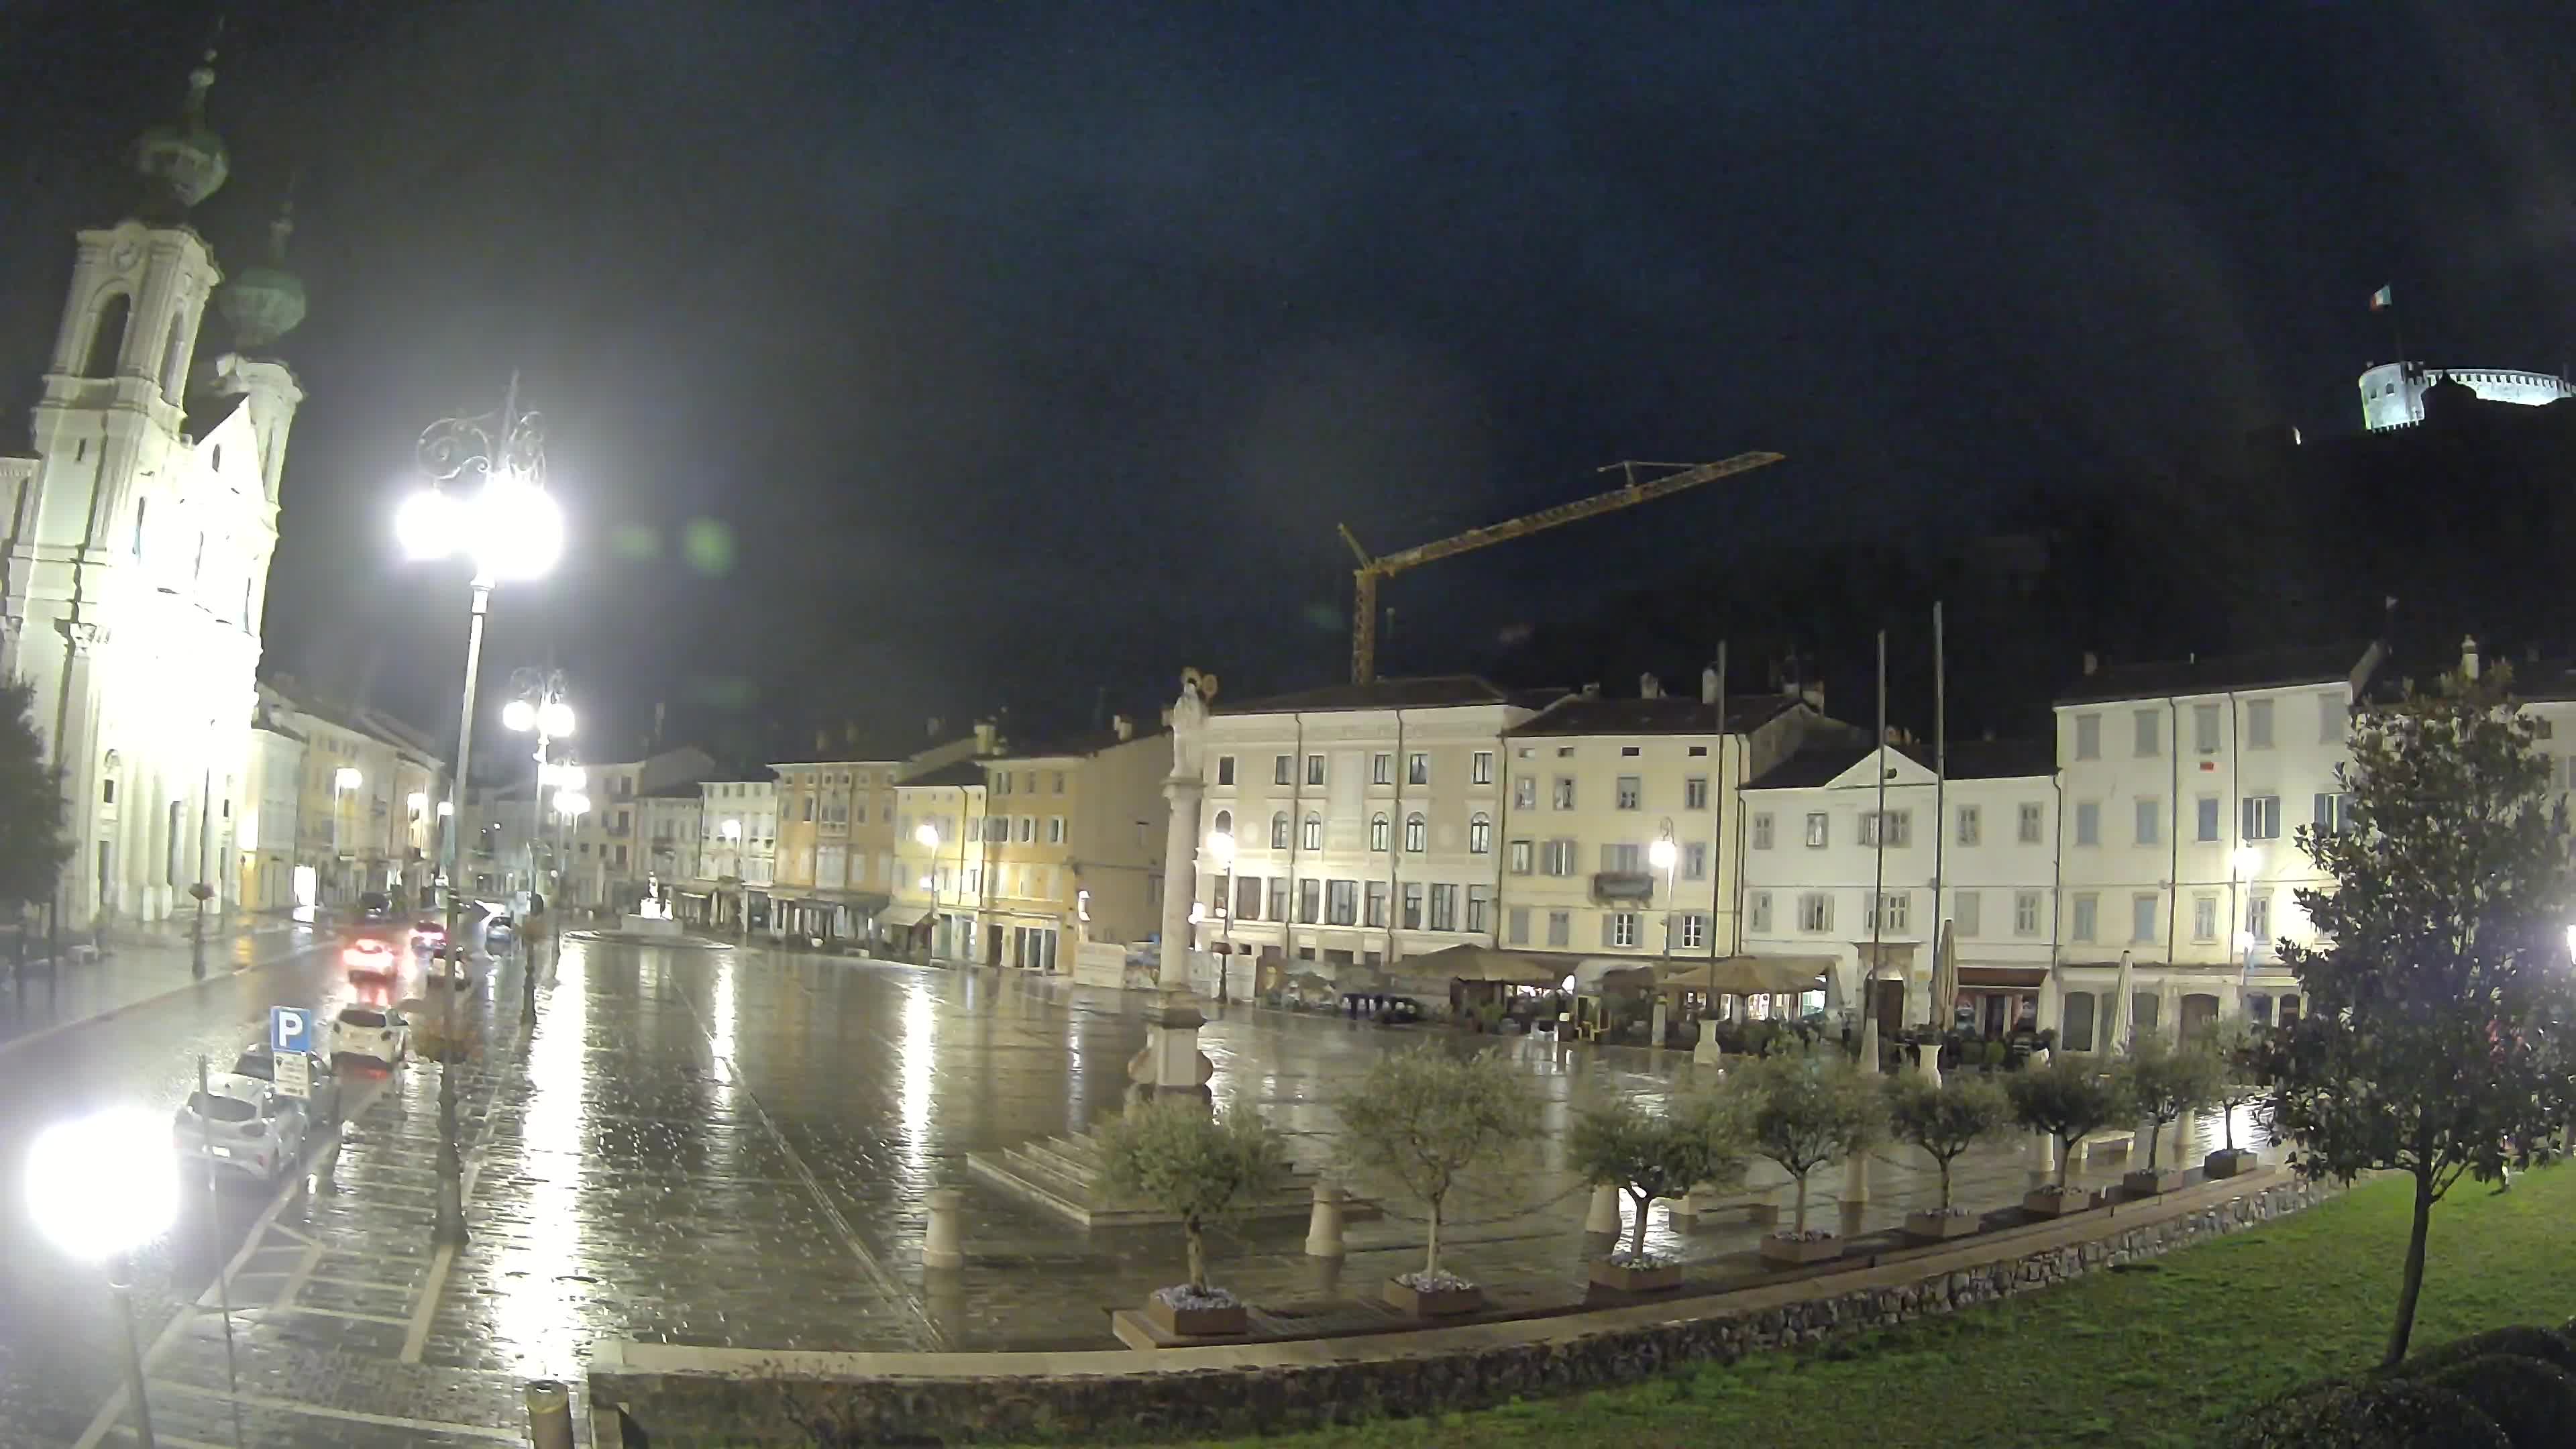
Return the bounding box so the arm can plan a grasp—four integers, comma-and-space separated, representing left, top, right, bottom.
1401, 943, 1564, 985
1654, 955, 1835, 997
877, 902, 932, 930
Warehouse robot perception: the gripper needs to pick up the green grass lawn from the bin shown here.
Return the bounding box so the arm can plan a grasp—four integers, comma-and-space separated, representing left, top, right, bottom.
1178, 1167, 2576, 1449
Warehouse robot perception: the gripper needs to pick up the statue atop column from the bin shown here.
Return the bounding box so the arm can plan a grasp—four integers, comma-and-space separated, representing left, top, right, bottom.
1169, 667, 1218, 779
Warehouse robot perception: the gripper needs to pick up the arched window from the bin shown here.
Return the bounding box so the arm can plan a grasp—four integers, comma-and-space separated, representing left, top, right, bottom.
1211, 808, 1232, 839
1369, 812, 1390, 851
1468, 812, 1491, 854
1270, 812, 1290, 850
1301, 812, 1322, 851
85, 293, 131, 378
1404, 812, 1427, 852
158, 315, 189, 400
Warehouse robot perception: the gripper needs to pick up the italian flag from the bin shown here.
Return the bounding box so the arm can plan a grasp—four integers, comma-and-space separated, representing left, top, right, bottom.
2369, 284, 2394, 311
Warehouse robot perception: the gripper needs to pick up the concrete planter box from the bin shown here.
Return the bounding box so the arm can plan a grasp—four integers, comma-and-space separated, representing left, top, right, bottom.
1384, 1278, 1485, 1317
1142, 1295, 1247, 1338
2204, 1148, 2257, 1179
2123, 1167, 2183, 1198
1588, 1259, 1682, 1293
2023, 1187, 2099, 1218
1901, 1210, 1982, 1242
1759, 1234, 1841, 1267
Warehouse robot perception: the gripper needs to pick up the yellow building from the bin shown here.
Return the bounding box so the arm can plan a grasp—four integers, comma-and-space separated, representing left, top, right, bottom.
773, 726, 987, 945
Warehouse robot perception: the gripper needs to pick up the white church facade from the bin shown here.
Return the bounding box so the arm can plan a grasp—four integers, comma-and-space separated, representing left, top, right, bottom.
0, 52, 312, 924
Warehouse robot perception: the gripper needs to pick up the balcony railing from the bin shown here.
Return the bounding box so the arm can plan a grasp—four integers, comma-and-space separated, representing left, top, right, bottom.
1591, 871, 1655, 902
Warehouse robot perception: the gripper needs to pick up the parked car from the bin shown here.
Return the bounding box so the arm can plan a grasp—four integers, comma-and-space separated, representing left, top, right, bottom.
229, 1046, 343, 1125
343, 936, 398, 982
484, 912, 517, 950
409, 918, 449, 956
356, 891, 393, 922
331, 1005, 409, 1066
174, 1073, 309, 1183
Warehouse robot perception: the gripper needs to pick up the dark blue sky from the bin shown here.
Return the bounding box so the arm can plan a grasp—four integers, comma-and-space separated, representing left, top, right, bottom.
3, 1, 2573, 759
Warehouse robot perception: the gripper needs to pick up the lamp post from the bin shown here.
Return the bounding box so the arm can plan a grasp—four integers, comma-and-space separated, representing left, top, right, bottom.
28, 1107, 180, 1448
914, 821, 942, 959
1204, 827, 1235, 1003
502, 671, 574, 908
720, 818, 747, 935
399, 375, 564, 1250
331, 765, 361, 905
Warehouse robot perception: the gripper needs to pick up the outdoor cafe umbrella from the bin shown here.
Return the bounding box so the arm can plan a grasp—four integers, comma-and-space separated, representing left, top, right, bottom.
2110, 950, 2135, 1053
1403, 942, 1562, 985
1930, 920, 1961, 1030
1652, 955, 1831, 998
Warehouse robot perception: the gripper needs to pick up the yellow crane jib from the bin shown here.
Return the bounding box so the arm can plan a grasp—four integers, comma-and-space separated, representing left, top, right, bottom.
1339, 449, 1784, 684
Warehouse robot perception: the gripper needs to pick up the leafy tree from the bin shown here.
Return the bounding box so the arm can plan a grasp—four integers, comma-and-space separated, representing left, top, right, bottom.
2122, 1034, 2223, 1172
1739, 1045, 1883, 1234
1097, 1096, 1287, 1294
2199, 1017, 2269, 1157
2006, 1055, 2128, 1191
1333, 1046, 1536, 1278
1567, 1091, 1749, 1258
0, 681, 68, 912
1887, 1075, 2014, 1210
2257, 664, 2576, 1367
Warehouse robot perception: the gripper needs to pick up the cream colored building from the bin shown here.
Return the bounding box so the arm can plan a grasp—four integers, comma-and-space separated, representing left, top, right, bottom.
891, 759, 991, 961
258, 679, 447, 910
1500, 675, 1844, 985
1740, 739, 2056, 1036
1198, 676, 1556, 985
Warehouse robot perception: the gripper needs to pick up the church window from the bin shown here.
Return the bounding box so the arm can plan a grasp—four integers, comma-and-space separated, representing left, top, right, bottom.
85, 294, 130, 378
101, 778, 115, 805
131, 499, 147, 559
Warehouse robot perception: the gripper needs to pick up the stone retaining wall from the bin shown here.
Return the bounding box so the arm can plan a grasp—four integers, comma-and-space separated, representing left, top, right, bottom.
592, 1173, 2337, 1446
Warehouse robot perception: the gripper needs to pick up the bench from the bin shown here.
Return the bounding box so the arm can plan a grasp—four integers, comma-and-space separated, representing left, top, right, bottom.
1663, 1181, 1789, 1226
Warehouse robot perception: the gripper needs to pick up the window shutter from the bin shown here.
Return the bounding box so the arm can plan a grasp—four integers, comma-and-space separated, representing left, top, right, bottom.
1600, 913, 1614, 948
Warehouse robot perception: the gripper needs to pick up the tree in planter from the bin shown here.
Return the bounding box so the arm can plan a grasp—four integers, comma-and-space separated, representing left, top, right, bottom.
1567, 1089, 1749, 1260
0, 682, 69, 921
2256, 663, 2576, 1368
2006, 1055, 2128, 1191
1739, 1044, 1883, 1235
1097, 1095, 1288, 1298
2121, 1033, 2222, 1173
2198, 1018, 2269, 1160
1334, 1045, 1536, 1284
1887, 1073, 2014, 1212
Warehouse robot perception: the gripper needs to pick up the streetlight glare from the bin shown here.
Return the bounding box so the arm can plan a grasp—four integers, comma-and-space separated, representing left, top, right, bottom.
914, 823, 940, 849
1204, 829, 1235, 867
556, 790, 592, 817
1648, 837, 1678, 870
537, 699, 575, 737
437, 800, 455, 816
473, 474, 565, 582
501, 698, 537, 732
27, 1109, 178, 1261
333, 766, 362, 790
407, 791, 428, 813
394, 487, 464, 562
720, 818, 742, 841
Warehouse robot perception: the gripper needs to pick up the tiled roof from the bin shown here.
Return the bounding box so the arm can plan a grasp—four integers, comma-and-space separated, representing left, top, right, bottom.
901, 759, 987, 789
1505, 693, 1799, 738
2054, 643, 2377, 704
1214, 676, 1523, 716
1746, 737, 2053, 790
995, 723, 1169, 761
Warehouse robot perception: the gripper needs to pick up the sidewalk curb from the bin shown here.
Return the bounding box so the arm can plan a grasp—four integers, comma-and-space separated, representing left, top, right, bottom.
0, 934, 333, 1059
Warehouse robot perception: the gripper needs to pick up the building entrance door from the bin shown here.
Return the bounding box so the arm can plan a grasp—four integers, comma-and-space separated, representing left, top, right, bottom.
1869, 976, 1904, 1044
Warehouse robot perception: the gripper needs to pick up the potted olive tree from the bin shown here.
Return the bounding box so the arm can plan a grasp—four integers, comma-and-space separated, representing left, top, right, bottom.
1097, 1095, 1289, 1338
2121, 1034, 2222, 1197
1335, 1045, 1536, 1316
2006, 1055, 2128, 1218
1568, 1090, 1748, 1292
1742, 1046, 1883, 1265
1888, 1074, 2013, 1240
2202, 1018, 2266, 1179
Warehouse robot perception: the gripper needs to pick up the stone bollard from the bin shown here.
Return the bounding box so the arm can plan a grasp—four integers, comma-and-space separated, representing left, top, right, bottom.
1304, 1182, 1346, 1258
1585, 1183, 1623, 1236
1838, 1152, 1871, 1238
2027, 1128, 2054, 1191
1693, 1018, 1724, 1067
525, 1379, 574, 1449
922, 1188, 964, 1269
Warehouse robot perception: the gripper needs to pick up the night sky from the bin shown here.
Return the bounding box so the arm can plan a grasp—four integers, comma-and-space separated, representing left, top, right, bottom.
3, 2, 2573, 764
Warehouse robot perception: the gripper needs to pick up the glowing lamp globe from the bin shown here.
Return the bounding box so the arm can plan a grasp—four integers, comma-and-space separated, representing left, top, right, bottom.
398, 474, 564, 582
501, 699, 537, 733
1648, 838, 1678, 871
1204, 830, 1235, 867
537, 700, 575, 737
27, 1108, 180, 1262
555, 790, 591, 817
914, 823, 940, 849
333, 766, 362, 790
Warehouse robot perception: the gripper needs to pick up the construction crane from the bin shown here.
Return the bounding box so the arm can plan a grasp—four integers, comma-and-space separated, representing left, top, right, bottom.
1336, 450, 1785, 684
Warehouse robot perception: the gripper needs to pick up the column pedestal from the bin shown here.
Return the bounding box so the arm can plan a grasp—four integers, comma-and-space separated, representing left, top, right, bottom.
1693, 1018, 1724, 1067
1129, 994, 1211, 1095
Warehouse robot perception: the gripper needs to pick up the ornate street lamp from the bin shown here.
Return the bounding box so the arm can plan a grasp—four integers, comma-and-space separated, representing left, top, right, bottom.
398, 374, 564, 1248
29, 1108, 178, 1447
1203, 827, 1235, 1002
500, 667, 574, 911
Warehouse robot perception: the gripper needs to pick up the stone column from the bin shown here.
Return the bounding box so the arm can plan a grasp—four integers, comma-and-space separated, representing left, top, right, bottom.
1584, 1184, 1621, 1235
1838, 1151, 1871, 1237
1693, 1017, 1724, 1067
1131, 676, 1212, 1096
922, 1188, 963, 1269
1304, 1183, 1345, 1258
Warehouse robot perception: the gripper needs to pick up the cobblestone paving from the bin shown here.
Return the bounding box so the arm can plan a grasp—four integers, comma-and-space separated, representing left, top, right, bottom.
14, 931, 2258, 1444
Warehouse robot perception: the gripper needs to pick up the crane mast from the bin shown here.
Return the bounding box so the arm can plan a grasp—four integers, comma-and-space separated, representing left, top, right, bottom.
1339, 450, 1784, 684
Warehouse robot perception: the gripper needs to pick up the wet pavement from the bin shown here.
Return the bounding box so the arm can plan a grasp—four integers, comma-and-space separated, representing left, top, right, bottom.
0, 930, 2263, 1445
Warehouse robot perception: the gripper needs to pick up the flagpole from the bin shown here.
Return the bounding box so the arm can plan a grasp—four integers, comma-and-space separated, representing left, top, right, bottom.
1931, 601, 1946, 1031
1871, 628, 1888, 1028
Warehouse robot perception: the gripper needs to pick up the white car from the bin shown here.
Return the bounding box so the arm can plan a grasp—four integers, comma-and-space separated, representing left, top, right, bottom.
331, 1004, 410, 1066
174, 1073, 309, 1183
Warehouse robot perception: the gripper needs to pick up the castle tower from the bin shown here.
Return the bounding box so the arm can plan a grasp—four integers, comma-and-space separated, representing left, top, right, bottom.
0, 46, 303, 924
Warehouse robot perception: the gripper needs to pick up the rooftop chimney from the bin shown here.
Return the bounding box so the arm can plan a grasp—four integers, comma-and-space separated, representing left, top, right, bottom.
1640, 673, 1662, 699
1701, 667, 1720, 705
1581, 682, 1601, 698
1112, 714, 1134, 741
2461, 635, 2481, 681
927, 716, 944, 739
973, 719, 997, 754
2082, 651, 2100, 677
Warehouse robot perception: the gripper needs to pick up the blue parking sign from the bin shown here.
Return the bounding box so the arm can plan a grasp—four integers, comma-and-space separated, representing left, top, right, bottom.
270, 1005, 313, 1056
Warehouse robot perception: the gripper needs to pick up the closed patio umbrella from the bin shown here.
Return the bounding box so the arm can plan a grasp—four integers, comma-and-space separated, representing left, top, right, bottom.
2109, 950, 2135, 1054
1931, 921, 1961, 1030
